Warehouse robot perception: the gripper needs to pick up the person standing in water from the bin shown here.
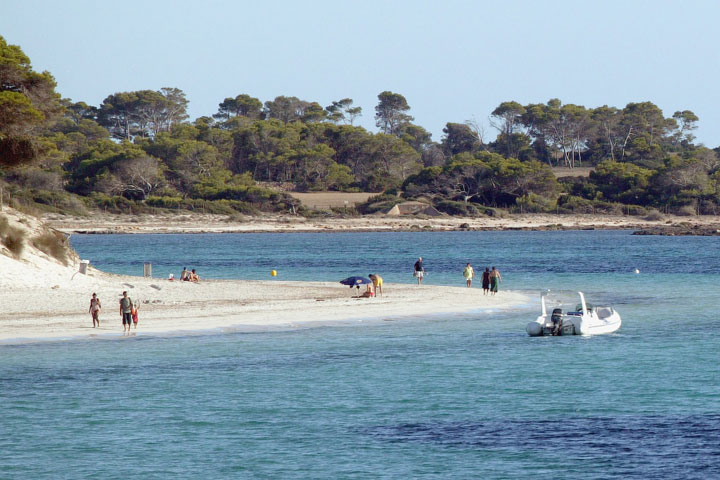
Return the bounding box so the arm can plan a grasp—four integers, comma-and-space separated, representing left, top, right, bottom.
413, 257, 425, 285
481, 267, 491, 295
463, 263, 474, 288
89, 293, 102, 328
489, 266, 502, 295
119, 291, 134, 333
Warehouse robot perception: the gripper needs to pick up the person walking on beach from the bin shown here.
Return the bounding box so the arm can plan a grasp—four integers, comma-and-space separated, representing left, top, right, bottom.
131, 303, 139, 329
369, 273, 383, 297
89, 293, 102, 328
463, 263, 474, 288
119, 291, 134, 333
489, 266, 502, 295
481, 267, 491, 295
414, 257, 425, 285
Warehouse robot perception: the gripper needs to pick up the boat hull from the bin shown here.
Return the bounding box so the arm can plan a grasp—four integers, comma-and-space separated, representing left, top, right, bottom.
527, 312, 621, 337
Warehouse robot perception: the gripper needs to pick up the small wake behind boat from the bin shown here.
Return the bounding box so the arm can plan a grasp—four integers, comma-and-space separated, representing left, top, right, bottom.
526, 290, 621, 336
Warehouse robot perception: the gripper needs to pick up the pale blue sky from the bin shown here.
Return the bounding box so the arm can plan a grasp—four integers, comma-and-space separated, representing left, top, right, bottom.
2, 0, 718, 147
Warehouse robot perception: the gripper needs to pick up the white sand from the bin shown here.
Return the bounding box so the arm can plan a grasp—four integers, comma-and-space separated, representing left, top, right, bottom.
1, 207, 532, 343
0, 207, 528, 342
43, 211, 720, 234
0, 267, 530, 343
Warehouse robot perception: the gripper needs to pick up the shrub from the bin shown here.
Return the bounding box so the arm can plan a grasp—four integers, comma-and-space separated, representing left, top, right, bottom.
2, 226, 26, 258
86, 193, 134, 213
329, 206, 359, 216
556, 196, 623, 215
592, 201, 624, 215
515, 193, 556, 213
675, 205, 697, 216
32, 231, 68, 265
434, 200, 480, 216
145, 196, 183, 209
483, 207, 506, 218
643, 209, 664, 221
556, 195, 595, 214
624, 205, 648, 216
298, 206, 334, 218
356, 193, 402, 214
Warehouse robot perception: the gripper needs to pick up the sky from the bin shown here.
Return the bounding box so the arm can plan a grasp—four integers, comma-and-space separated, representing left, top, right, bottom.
1, 0, 719, 147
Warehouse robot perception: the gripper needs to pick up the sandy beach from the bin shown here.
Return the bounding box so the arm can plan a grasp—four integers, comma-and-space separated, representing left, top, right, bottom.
0, 263, 530, 343
43, 211, 720, 234
5, 207, 716, 343
1, 205, 530, 343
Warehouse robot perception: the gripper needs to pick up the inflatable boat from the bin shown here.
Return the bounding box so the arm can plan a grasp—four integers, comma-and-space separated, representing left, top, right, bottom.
526, 290, 621, 336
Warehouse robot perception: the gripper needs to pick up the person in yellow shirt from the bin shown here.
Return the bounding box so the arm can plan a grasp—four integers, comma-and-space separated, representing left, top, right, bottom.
369, 273, 383, 297
463, 263, 474, 288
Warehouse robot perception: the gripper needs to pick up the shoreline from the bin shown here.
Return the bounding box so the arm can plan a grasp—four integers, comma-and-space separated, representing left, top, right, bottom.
43, 212, 720, 235
0, 272, 532, 345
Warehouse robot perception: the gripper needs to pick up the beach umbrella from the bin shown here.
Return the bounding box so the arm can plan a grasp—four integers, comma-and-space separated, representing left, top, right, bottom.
339, 276, 372, 297
339, 276, 372, 287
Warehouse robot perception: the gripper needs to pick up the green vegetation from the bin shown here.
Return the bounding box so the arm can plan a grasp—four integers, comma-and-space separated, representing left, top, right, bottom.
2, 35, 720, 217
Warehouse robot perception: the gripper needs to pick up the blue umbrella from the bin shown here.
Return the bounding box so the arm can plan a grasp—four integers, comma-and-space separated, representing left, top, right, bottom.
340, 276, 371, 287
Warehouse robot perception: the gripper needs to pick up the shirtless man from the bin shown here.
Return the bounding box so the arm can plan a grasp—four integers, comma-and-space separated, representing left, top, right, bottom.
489, 266, 502, 295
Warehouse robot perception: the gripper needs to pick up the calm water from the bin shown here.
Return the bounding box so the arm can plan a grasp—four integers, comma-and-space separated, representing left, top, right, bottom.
1, 231, 719, 478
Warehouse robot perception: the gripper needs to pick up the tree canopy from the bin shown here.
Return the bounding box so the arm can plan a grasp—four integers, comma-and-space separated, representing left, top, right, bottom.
0, 36, 62, 167
2, 34, 719, 217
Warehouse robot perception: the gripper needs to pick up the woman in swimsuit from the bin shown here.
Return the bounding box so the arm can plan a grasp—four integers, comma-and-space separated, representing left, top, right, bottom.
89, 293, 102, 328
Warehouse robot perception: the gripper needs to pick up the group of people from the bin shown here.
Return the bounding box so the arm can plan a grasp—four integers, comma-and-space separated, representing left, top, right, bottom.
176, 267, 199, 282
90, 260, 501, 331
90, 266, 201, 332
463, 264, 502, 295
415, 257, 502, 294
88, 290, 139, 332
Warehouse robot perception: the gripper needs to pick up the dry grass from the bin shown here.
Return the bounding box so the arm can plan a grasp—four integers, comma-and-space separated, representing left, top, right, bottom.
675, 205, 697, 216
31, 231, 68, 265
1, 222, 26, 258
552, 167, 594, 178
644, 209, 665, 221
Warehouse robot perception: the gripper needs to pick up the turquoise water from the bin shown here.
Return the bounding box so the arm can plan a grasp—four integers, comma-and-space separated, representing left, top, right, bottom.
2, 231, 719, 478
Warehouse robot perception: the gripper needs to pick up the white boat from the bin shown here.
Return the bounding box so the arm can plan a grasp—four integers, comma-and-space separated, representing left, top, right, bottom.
526, 290, 621, 336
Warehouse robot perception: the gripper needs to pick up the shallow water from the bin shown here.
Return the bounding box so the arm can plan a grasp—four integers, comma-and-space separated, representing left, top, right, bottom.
1, 231, 719, 478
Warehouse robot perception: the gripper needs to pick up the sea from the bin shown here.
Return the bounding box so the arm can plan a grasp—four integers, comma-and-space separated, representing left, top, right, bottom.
1, 230, 719, 479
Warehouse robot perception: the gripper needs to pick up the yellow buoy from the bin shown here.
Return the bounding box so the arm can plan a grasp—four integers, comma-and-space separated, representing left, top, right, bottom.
271, 270, 277, 277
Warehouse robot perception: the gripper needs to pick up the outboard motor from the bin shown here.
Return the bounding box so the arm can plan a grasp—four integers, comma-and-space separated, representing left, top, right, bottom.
551, 308, 563, 335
